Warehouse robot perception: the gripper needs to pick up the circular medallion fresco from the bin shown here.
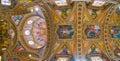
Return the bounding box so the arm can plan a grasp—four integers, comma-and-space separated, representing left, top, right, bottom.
22, 16, 47, 49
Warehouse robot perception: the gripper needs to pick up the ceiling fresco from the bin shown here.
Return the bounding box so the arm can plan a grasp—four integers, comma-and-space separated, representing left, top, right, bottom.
0, 0, 120, 61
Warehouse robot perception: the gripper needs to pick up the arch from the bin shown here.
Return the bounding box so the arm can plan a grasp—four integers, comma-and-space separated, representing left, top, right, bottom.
18, 4, 53, 60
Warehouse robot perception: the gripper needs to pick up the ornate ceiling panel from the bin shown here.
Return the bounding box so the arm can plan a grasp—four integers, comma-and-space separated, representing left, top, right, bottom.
0, 0, 120, 61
